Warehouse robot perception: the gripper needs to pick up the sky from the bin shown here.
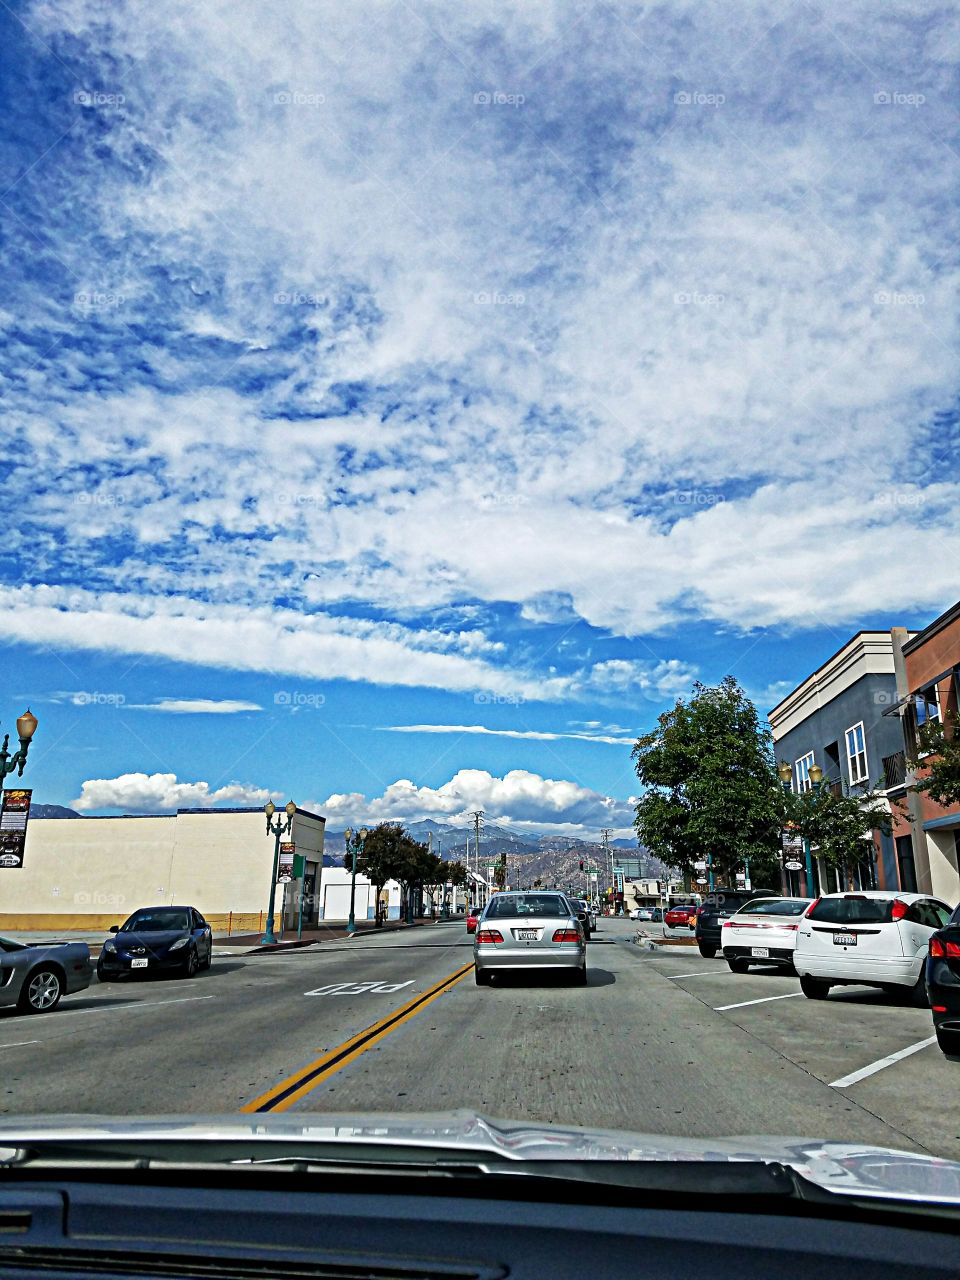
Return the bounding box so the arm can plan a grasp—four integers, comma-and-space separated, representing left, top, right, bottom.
2, 0, 959, 839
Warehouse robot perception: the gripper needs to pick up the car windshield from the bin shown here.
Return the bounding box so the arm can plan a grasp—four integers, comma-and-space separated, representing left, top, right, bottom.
5, 0, 960, 1214
122, 911, 191, 933
807, 898, 896, 925
735, 899, 811, 917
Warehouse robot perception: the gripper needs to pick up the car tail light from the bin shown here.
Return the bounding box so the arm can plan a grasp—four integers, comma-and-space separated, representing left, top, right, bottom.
552, 929, 581, 943
932, 1006, 948, 1013
783, 924, 799, 931
891, 899, 909, 921
476, 928, 504, 944
930, 938, 960, 957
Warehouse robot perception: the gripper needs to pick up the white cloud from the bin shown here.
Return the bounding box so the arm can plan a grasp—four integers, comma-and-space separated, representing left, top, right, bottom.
380, 723, 636, 746
125, 698, 263, 714
72, 772, 273, 813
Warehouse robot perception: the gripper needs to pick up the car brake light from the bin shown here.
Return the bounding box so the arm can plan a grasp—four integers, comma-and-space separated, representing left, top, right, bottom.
476, 928, 504, 944
932, 1006, 948, 1013
891, 899, 909, 921
930, 938, 960, 957
552, 929, 581, 943
783, 924, 799, 931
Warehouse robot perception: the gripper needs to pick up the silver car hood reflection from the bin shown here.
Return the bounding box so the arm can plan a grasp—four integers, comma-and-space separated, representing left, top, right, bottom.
0, 1110, 958, 1205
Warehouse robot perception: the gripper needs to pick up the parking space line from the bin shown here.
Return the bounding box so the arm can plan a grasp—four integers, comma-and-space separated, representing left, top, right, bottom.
714, 992, 802, 1011
666, 970, 725, 979
58, 994, 217, 1016
0, 1041, 40, 1049
829, 1036, 938, 1088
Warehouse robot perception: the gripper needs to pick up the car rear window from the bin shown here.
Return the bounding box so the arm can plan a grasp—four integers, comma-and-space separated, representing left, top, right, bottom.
807, 897, 895, 925
735, 899, 810, 917
484, 895, 567, 919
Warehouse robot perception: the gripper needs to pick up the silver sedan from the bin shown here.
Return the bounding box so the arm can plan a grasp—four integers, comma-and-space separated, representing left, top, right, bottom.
474, 892, 586, 985
0, 936, 94, 1014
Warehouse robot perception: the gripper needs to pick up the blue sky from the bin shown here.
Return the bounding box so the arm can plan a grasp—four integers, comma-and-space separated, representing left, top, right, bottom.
3, 1, 958, 837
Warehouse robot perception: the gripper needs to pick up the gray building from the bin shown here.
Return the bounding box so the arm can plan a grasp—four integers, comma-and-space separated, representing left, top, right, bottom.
768, 630, 914, 892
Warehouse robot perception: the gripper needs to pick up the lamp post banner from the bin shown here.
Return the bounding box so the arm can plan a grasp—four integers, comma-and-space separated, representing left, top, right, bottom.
0, 789, 31, 869
278, 842, 296, 883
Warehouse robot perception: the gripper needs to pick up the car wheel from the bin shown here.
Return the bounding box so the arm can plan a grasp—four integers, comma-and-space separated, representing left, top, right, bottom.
901, 974, 928, 1008
799, 974, 831, 1000
727, 958, 750, 974
936, 1026, 960, 1056
96, 961, 112, 983
184, 947, 200, 978
18, 967, 63, 1014
698, 943, 717, 959
200, 949, 212, 971
475, 967, 491, 986
571, 966, 588, 986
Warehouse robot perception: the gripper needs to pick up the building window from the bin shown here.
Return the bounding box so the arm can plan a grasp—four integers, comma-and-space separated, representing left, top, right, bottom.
795, 752, 814, 793
895, 835, 918, 894
915, 684, 941, 728
845, 721, 868, 785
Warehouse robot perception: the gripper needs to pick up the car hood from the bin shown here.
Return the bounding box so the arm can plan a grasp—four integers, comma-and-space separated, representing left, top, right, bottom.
0, 1111, 958, 1205
111, 930, 188, 950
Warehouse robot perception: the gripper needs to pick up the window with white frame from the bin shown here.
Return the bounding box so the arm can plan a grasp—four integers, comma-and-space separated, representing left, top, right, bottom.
845, 721, 867, 785
795, 752, 814, 793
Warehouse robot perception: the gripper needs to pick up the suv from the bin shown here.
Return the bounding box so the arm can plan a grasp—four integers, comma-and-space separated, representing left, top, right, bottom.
695, 888, 777, 958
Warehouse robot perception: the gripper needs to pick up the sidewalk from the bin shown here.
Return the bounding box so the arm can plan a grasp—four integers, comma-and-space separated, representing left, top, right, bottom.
215, 916, 437, 953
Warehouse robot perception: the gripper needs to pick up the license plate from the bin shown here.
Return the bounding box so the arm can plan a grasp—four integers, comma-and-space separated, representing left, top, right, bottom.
518, 930, 538, 941
833, 933, 857, 946
130, 957, 148, 969
750, 947, 770, 958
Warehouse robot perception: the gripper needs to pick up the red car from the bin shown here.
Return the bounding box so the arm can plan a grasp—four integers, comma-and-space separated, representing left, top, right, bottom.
664, 904, 697, 928
466, 907, 482, 934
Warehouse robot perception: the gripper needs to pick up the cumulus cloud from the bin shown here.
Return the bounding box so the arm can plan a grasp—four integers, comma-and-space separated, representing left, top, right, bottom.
72, 773, 273, 813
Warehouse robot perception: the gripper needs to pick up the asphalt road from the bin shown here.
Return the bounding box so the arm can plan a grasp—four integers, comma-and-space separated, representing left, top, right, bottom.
2, 919, 957, 1158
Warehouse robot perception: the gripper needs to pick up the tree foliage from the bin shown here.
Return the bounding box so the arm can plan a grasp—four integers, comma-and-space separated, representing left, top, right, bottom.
911, 713, 960, 808
782, 784, 891, 875
354, 823, 466, 922
632, 676, 782, 885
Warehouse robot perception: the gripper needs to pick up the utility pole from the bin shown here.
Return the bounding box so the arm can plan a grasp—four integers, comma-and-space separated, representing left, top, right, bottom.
601, 828, 612, 913
471, 811, 484, 895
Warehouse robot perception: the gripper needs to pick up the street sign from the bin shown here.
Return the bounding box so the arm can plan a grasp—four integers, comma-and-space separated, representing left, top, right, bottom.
278, 842, 296, 883
784, 860, 804, 871
782, 833, 803, 850
0, 790, 31, 869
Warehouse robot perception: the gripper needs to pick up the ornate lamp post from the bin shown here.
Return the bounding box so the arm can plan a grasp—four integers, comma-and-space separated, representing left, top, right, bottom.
262, 799, 297, 945
344, 826, 368, 935
0, 710, 39, 786
778, 761, 817, 898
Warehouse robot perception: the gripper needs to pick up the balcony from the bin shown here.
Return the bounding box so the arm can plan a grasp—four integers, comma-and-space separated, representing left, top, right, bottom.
883, 750, 907, 790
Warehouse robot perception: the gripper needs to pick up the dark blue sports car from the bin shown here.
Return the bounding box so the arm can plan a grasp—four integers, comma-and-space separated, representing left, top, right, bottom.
97, 906, 213, 981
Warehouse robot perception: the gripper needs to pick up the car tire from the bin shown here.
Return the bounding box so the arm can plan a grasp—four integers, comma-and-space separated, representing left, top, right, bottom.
183, 947, 200, 979
727, 958, 750, 974
936, 1026, 960, 1056
475, 968, 491, 986
799, 974, 831, 1000
570, 966, 587, 986
200, 949, 212, 971
18, 967, 64, 1015
901, 974, 928, 1008
698, 943, 717, 959
96, 961, 112, 983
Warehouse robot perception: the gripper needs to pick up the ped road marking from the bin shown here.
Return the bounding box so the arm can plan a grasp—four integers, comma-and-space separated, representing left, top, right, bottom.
829, 1036, 938, 1088
305, 980, 414, 997
714, 992, 803, 1012
244, 962, 473, 1114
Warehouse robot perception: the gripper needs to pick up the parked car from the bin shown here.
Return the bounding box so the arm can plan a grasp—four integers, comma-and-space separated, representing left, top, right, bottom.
664, 903, 698, 928
570, 899, 594, 939
629, 907, 654, 921
466, 907, 482, 934
0, 935, 93, 1014
721, 897, 814, 972
97, 906, 213, 981
474, 891, 586, 985
694, 889, 778, 957
794, 892, 952, 1002
925, 903, 960, 1054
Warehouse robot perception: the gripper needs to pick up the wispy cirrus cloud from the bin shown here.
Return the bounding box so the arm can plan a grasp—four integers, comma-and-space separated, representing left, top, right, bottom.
125, 698, 263, 714
379, 724, 636, 746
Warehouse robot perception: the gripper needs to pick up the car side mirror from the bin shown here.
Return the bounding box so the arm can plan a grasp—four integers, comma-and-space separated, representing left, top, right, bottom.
109, 924, 119, 933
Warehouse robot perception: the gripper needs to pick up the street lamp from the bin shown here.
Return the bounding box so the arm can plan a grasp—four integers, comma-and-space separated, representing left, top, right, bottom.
344, 826, 368, 934
778, 761, 817, 898
262, 799, 297, 945
0, 710, 39, 786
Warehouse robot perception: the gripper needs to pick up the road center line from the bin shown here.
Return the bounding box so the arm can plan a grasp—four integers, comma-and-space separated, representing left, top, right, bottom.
829, 1036, 938, 1088
242, 962, 474, 1114
714, 992, 803, 1011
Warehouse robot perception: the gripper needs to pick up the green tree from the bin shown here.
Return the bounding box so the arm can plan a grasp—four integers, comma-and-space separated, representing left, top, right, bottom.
632, 676, 782, 886
355, 822, 407, 926
911, 713, 960, 808
784, 783, 892, 890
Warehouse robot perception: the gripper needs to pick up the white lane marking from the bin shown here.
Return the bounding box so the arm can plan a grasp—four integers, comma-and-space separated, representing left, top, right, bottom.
714, 992, 803, 1011
666, 970, 726, 979
304, 980, 414, 997
0, 1040, 40, 1049
58, 995, 217, 1016
829, 1036, 938, 1088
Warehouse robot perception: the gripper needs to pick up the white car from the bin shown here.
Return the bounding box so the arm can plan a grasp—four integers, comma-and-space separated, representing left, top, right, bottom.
721, 897, 814, 972
629, 907, 653, 921
793, 891, 953, 1001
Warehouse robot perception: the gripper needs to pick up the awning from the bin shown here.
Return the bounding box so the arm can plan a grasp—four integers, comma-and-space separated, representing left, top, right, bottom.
923, 813, 960, 833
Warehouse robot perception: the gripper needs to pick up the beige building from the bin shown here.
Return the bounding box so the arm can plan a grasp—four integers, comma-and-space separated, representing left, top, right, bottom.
1, 806, 325, 934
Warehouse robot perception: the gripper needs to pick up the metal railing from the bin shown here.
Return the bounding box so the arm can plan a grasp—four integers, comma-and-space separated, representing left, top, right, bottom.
883, 750, 907, 789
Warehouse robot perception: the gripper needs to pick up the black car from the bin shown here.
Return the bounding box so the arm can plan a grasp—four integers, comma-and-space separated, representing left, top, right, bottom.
925, 903, 960, 1055
97, 906, 213, 981
694, 888, 777, 958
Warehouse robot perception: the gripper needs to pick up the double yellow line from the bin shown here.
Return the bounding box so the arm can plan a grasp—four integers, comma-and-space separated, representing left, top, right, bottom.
242, 962, 474, 1113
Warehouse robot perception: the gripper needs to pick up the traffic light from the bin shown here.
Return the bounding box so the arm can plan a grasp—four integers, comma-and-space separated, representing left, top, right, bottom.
579, 860, 584, 871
